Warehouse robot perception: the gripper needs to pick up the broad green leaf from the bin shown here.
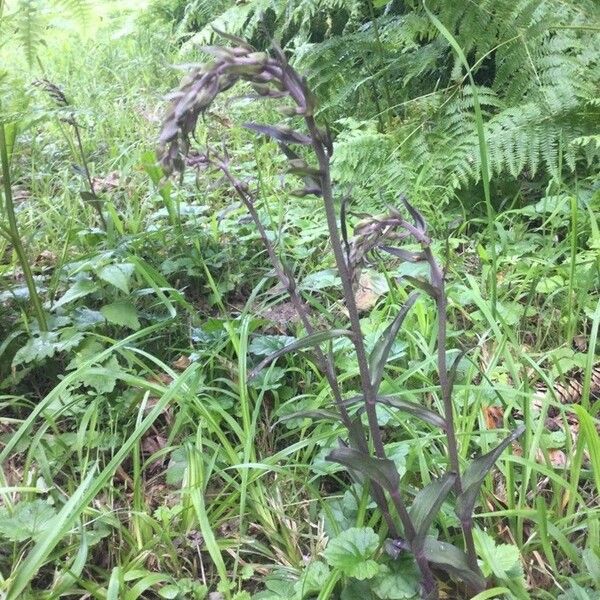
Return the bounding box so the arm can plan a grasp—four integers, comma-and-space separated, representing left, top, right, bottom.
422, 536, 485, 591
321, 485, 367, 537
0, 500, 57, 542
386, 442, 410, 479
295, 561, 330, 598
409, 472, 457, 542
473, 530, 523, 582
107, 567, 122, 600
97, 263, 135, 294
371, 558, 420, 599
249, 335, 296, 357
52, 279, 97, 310
301, 269, 340, 291
369, 292, 419, 391
253, 572, 297, 599
101, 300, 140, 330
326, 447, 399, 494
71, 307, 105, 328
166, 448, 188, 486
248, 329, 352, 379
558, 582, 597, 600
12, 327, 84, 367
13, 331, 61, 365
456, 425, 525, 523
340, 580, 372, 600
324, 527, 380, 580
80, 355, 121, 394
469, 588, 512, 600
158, 585, 180, 599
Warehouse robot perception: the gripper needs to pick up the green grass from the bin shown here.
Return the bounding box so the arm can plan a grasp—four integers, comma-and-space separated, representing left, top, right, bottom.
0, 2, 599, 599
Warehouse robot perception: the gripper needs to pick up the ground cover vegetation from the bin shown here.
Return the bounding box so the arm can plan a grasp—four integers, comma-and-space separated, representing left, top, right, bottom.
0, 0, 599, 598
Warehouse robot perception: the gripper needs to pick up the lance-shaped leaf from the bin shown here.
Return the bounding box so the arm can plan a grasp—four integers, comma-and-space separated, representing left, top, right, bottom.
347, 416, 365, 451
380, 246, 426, 263
279, 145, 322, 191
340, 195, 351, 260
409, 472, 457, 543
369, 292, 419, 391
423, 536, 485, 591
326, 447, 399, 494
448, 348, 469, 396
343, 395, 446, 430
201, 45, 240, 61
404, 275, 439, 299
248, 329, 352, 379
211, 26, 255, 51
244, 123, 312, 145
272, 409, 338, 429
290, 186, 322, 197
400, 196, 427, 233
456, 425, 525, 523
287, 159, 322, 178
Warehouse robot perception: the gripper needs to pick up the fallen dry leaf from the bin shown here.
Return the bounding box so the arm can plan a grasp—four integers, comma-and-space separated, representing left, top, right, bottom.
483, 405, 503, 429
172, 354, 191, 370
92, 171, 122, 193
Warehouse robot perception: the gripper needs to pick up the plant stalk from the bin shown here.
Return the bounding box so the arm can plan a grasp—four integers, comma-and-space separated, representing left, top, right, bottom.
71, 122, 107, 230
0, 122, 48, 331
305, 115, 417, 543
216, 158, 399, 536
425, 246, 478, 572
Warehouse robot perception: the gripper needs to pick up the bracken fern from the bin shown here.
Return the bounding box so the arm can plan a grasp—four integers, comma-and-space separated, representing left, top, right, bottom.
174, 0, 599, 201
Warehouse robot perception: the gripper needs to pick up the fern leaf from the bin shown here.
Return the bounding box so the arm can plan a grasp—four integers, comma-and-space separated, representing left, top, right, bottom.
15, 0, 44, 67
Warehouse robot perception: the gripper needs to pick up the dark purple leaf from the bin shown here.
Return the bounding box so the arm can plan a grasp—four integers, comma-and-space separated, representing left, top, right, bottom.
401, 196, 427, 233
290, 186, 322, 197
404, 276, 439, 299
327, 447, 399, 494
342, 395, 446, 430
244, 123, 312, 145
210, 27, 255, 51
80, 191, 98, 202
409, 472, 457, 543
423, 537, 485, 591
380, 246, 426, 263
273, 409, 338, 428
347, 416, 365, 450
456, 426, 525, 523
369, 292, 419, 391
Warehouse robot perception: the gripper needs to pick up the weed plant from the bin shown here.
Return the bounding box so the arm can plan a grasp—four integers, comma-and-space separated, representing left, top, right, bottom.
0, 3, 598, 600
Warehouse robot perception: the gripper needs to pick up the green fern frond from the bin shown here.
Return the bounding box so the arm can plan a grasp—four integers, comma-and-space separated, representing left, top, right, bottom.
15, 0, 44, 67
53, 0, 90, 19
187, 0, 600, 198
12, 0, 92, 66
